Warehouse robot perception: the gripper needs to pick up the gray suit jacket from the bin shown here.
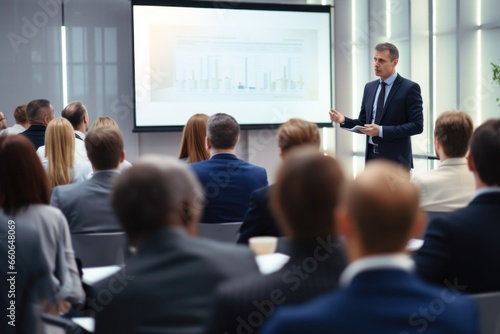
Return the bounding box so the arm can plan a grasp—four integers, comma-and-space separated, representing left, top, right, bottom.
50, 170, 122, 234
94, 227, 260, 334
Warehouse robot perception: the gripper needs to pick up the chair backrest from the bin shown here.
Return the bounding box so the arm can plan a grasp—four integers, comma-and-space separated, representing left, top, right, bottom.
198, 222, 243, 243
71, 232, 127, 268
470, 291, 500, 334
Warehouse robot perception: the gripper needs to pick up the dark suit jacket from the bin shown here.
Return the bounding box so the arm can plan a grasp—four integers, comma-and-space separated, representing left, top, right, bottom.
189, 153, 268, 224
205, 237, 346, 334
50, 171, 122, 234
260, 269, 479, 334
20, 125, 47, 150
341, 74, 423, 169
0, 213, 53, 334
237, 185, 282, 244
94, 227, 259, 334
415, 192, 500, 293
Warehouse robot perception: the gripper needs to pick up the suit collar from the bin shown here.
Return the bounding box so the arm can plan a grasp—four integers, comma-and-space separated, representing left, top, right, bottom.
470, 187, 500, 203
375, 74, 403, 124
340, 253, 414, 287
210, 153, 238, 160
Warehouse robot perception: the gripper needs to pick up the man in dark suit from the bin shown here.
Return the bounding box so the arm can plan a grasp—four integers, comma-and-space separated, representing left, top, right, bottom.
415, 118, 500, 293
261, 161, 478, 334
93, 156, 259, 334
20, 99, 55, 150
50, 126, 125, 233
206, 149, 346, 334
238, 118, 321, 244
330, 42, 423, 170
189, 113, 267, 224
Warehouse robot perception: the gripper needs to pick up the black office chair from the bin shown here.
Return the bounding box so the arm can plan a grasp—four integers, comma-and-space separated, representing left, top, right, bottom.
470, 291, 500, 334
71, 232, 127, 268
198, 222, 243, 243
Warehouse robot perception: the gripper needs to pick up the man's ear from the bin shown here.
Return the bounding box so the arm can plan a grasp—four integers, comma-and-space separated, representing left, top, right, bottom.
278, 147, 284, 159
335, 206, 350, 239
467, 152, 475, 172
119, 150, 125, 164
411, 209, 426, 239
205, 136, 210, 150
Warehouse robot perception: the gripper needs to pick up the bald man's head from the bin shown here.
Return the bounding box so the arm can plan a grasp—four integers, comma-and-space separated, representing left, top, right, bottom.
347, 160, 420, 254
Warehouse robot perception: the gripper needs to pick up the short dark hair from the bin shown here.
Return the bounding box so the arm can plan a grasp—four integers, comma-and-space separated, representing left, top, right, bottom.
61, 101, 87, 130
348, 161, 419, 254
206, 113, 240, 149
13, 105, 27, 124
277, 118, 320, 153
470, 119, 500, 186
85, 126, 124, 170
111, 156, 203, 239
375, 42, 399, 61
0, 135, 50, 214
434, 110, 474, 158
271, 148, 344, 240
26, 99, 51, 123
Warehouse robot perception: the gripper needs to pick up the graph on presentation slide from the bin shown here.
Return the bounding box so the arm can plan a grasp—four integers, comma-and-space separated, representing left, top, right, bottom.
149, 27, 318, 102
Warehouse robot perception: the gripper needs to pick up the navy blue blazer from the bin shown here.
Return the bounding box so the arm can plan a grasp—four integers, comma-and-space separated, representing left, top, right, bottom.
237, 185, 283, 244
205, 237, 346, 334
261, 269, 479, 334
341, 74, 423, 169
20, 124, 47, 150
189, 153, 268, 224
415, 192, 500, 293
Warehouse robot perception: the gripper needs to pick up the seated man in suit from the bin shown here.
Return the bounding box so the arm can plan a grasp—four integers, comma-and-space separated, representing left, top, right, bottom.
94, 155, 259, 334
206, 149, 347, 334
261, 160, 478, 334
20, 99, 55, 150
412, 110, 475, 212
238, 118, 321, 244
189, 113, 268, 224
50, 126, 125, 233
38, 101, 90, 163
415, 118, 500, 293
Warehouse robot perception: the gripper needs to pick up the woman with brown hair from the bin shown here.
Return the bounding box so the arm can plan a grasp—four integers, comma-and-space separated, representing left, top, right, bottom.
0, 135, 85, 309
178, 113, 210, 163
43, 117, 91, 187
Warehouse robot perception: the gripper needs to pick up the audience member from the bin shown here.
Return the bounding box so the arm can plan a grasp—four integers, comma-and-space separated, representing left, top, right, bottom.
261, 160, 478, 334
0, 135, 85, 310
0, 111, 8, 132
238, 118, 321, 244
1, 105, 29, 135
206, 148, 346, 334
21, 99, 54, 149
89, 116, 132, 170
50, 126, 125, 234
189, 113, 267, 224
412, 110, 475, 212
178, 113, 210, 163
415, 118, 500, 293
43, 118, 92, 188
94, 155, 259, 334
1, 212, 54, 334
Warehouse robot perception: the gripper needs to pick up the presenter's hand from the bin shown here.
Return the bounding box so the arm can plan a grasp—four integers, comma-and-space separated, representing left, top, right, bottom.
360, 124, 380, 137
329, 109, 345, 124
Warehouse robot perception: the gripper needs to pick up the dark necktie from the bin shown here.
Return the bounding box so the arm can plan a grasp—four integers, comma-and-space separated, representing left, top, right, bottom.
374, 81, 386, 123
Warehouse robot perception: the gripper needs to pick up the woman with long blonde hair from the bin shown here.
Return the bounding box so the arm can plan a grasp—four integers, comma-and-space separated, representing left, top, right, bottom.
44, 118, 90, 187
178, 113, 210, 163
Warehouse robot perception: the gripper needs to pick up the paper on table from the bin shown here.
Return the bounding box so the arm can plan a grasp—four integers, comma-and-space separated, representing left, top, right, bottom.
255, 253, 290, 275
343, 125, 367, 134
82, 265, 122, 285
72, 317, 95, 332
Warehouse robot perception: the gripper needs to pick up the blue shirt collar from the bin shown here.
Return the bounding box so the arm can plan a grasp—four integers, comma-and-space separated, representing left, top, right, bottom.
381, 71, 398, 86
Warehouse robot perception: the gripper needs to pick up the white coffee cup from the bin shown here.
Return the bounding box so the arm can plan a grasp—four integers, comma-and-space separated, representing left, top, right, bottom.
249, 236, 278, 255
